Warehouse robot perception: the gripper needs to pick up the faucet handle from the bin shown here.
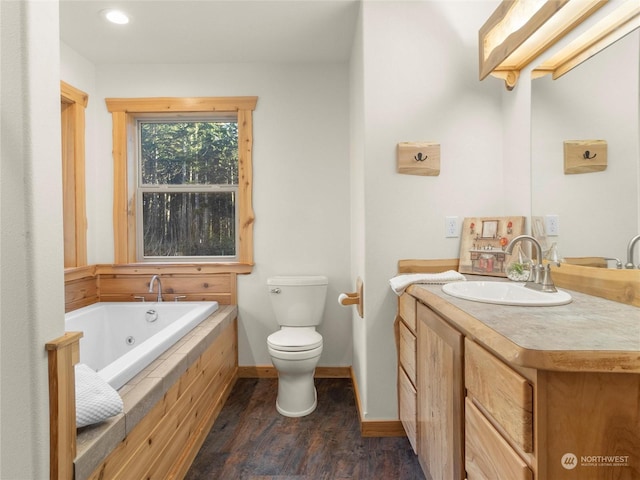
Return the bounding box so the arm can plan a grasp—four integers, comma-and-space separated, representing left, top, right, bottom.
134, 296, 146, 302
530, 263, 543, 284
540, 264, 558, 293
174, 295, 187, 302
603, 257, 622, 269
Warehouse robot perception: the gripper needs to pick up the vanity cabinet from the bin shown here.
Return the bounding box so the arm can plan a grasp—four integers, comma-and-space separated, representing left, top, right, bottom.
397, 285, 640, 480
416, 303, 464, 480
465, 398, 532, 480
397, 293, 417, 452
464, 338, 534, 480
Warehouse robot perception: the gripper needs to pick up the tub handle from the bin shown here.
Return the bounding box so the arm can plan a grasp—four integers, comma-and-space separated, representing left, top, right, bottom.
145, 309, 158, 322
270, 288, 281, 294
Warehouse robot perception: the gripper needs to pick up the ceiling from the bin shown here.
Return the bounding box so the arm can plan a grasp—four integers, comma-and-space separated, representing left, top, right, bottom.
59, 0, 360, 65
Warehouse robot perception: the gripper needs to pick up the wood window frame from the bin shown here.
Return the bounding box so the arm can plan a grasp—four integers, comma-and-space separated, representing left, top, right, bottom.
105, 97, 257, 270
61, 81, 88, 267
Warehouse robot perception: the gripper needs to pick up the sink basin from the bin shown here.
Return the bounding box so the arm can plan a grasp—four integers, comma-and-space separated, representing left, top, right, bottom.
442, 281, 572, 306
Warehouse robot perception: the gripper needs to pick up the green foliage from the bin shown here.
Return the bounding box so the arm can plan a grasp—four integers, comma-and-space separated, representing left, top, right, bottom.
509, 262, 526, 275
140, 121, 238, 185
139, 121, 238, 258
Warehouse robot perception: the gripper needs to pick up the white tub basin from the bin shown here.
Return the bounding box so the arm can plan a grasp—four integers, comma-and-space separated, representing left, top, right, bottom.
442, 281, 572, 306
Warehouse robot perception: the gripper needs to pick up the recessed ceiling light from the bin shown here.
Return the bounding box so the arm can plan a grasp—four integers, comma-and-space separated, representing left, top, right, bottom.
101, 9, 130, 25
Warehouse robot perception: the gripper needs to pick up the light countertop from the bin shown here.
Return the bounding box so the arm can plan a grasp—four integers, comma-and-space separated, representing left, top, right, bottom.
406, 277, 640, 373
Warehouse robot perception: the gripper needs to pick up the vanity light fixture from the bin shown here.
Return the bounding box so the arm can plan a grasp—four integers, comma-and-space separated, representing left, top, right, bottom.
532, 1, 639, 80
101, 9, 130, 25
479, 0, 607, 90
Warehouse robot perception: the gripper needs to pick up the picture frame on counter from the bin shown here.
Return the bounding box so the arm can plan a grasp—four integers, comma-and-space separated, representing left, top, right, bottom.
458, 216, 526, 277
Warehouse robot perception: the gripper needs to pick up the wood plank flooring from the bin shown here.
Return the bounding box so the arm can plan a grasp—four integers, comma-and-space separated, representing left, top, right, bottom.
185, 378, 425, 479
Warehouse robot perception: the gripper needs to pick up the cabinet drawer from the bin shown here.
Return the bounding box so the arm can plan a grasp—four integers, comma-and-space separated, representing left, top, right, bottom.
399, 321, 416, 384
399, 367, 417, 453
464, 339, 533, 453
399, 294, 416, 331
465, 398, 533, 480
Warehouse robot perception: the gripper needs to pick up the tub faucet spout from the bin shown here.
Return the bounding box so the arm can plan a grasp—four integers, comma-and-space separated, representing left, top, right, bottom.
149, 275, 163, 302
625, 234, 640, 269
505, 234, 558, 293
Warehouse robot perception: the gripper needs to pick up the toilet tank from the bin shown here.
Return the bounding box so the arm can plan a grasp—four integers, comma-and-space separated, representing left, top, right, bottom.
267, 276, 328, 327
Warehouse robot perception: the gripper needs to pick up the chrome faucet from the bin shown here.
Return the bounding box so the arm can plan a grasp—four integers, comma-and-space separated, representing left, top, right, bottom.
505, 234, 558, 293
149, 275, 163, 302
603, 257, 623, 269
625, 234, 640, 269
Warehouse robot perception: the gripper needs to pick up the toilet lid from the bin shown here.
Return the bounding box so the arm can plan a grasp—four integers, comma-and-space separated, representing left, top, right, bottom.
267, 328, 323, 351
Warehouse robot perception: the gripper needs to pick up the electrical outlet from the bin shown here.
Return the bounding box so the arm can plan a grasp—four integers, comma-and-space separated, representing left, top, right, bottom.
445, 216, 459, 238
545, 214, 560, 236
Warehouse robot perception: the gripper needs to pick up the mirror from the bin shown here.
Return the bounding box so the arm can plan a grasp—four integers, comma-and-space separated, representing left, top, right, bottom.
531, 29, 639, 266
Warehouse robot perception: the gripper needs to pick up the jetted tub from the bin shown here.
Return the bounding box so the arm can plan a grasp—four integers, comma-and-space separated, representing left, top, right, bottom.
65, 301, 219, 390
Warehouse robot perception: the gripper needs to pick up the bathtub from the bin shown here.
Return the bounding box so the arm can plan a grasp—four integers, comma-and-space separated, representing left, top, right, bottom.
65, 301, 219, 390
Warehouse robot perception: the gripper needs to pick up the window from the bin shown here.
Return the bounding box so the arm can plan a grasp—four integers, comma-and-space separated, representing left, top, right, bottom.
106, 97, 257, 268
137, 117, 238, 260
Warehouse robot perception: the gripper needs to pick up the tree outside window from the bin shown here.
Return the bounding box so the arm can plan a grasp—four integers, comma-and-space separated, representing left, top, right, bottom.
138, 120, 238, 259
106, 97, 257, 267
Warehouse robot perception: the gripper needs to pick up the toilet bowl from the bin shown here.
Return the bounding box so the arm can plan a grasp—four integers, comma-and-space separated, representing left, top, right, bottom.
267, 331, 322, 416
267, 276, 328, 417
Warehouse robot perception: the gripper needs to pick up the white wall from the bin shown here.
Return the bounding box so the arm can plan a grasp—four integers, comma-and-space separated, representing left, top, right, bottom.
501, 73, 533, 219
1, 1, 64, 476
56, 60, 355, 368
349, 3, 368, 411
354, 0, 504, 419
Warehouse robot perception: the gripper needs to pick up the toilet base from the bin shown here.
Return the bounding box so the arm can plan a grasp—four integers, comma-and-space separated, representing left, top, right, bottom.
269, 345, 322, 418
273, 366, 318, 417
276, 386, 317, 417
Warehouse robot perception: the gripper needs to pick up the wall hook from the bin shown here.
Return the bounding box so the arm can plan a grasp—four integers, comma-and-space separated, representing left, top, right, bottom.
583, 150, 597, 160
414, 152, 427, 162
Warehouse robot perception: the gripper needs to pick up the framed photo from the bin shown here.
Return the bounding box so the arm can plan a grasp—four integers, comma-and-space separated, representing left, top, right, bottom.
458, 216, 526, 277
481, 220, 498, 238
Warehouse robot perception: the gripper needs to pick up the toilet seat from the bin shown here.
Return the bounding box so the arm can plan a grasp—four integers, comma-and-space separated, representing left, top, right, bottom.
267, 327, 323, 352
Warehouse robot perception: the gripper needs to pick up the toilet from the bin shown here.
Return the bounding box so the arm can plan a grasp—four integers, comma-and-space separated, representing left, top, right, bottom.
267, 275, 328, 417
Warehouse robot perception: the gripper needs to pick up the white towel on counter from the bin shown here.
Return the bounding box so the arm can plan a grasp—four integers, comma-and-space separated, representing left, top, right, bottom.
389, 271, 466, 295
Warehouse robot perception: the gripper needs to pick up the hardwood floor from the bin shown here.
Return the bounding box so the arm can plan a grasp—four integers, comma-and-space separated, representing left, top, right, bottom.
186, 378, 425, 479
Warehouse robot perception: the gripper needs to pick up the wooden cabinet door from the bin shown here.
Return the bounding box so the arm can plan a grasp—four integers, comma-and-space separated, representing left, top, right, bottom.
417, 304, 464, 480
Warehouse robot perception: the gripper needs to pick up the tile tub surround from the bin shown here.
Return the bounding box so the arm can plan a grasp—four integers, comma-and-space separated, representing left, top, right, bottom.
74, 305, 237, 480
